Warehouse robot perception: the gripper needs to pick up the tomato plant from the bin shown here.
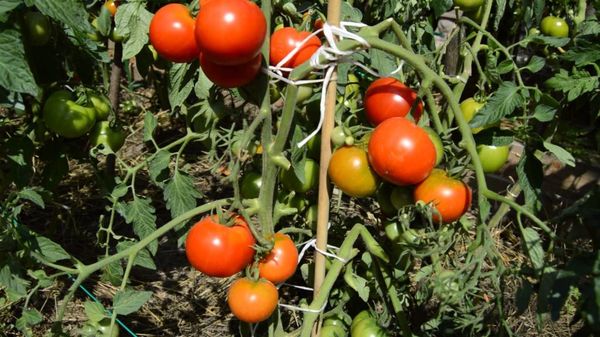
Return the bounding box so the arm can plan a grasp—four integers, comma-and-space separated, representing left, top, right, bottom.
328, 146, 378, 197
477, 145, 510, 173
23, 12, 51, 46
270, 27, 322, 68
258, 233, 298, 284
195, 0, 266, 65
185, 214, 255, 277
90, 121, 126, 152
540, 16, 569, 38
414, 169, 472, 223
149, 4, 199, 63
368, 117, 436, 186
43, 90, 97, 138
364, 77, 422, 126
199, 53, 262, 88
227, 277, 278, 323
280, 159, 319, 193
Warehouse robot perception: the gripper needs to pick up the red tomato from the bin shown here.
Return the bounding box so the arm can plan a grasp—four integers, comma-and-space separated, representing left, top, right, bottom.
200, 53, 262, 88
368, 117, 436, 186
185, 214, 256, 277
149, 4, 199, 63
413, 169, 472, 223
195, 0, 266, 65
258, 233, 298, 284
364, 77, 423, 126
227, 277, 278, 323
269, 27, 321, 68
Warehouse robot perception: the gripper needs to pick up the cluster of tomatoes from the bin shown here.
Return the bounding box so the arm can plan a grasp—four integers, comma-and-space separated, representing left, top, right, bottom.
184, 214, 299, 323
42, 90, 126, 152
328, 77, 472, 224
149, 1, 266, 88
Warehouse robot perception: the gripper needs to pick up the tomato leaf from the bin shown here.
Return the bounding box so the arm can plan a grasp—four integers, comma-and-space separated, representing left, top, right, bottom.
143, 111, 157, 142
118, 197, 158, 255
84, 301, 107, 323
100, 260, 123, 286
0, 0, 21, 22
112, 289, 152, 315
17, 188, 45, 209
116, 242, 157, 270
164, 169, 203, 219
0, 29, 38, 97
493, 0, 507, 31
545, 69, 600, 102
30, 236, 71, 263
194, 70, 212, 100
147, 150, 171, 185
115, 2, 152, 60
0, 265, 28, 301
522, 55, 545, 73
516, 150, 543, 210
543, 141, 575, 167
521, 227, 545, 274
15, 308, 43, 336
561, 39, 600, 67
578, 18, 600, 35
168, 63, 197, 109
431, 0, 452, 18
470, 81, 525, 128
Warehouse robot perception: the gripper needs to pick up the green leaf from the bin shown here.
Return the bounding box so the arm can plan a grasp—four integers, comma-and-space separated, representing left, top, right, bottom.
496, 59, 514, 75
16, 308, 43, 335
0, 0, 21, 22
533, 94, 558, 122
147, 150, 171, 184
516, 150, 543, 209
578, 18, 600, 35
493, 0, 507, 31
545, 69, 600, 102
164, 169, 202, 219
111, 183, 129, 199
194, 69, 213, 100
525, 35, 570, 47
119, 197, 158, 255
562, 39, 600, 66
523, 55, 545, 73
116, 242, 156, 270
84, 301, 107, 323
0, 265, 28, 301
431, 0, 452, 18
168, 63, 197, 109
143, 111, 157, 142
31, 236, 70, 262
0, 29, 38, 96
100, 259, 123, 286
340, 1, 362, 22
112, 290, 152, 315
521, 227, 545, 273
115, 3, 152, 60
543, 141, 576, 167
17, 188, 45, 208
470, 81, 525, 128
32, 0, 94, 38
343, 266, 370, 302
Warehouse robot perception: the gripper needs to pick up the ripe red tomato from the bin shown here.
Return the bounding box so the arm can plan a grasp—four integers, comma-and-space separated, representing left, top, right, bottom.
185, 214, 256, 277
328, 146, 379, 197
368, 117, 436, 186
149, 4, 199, 63
258, 233, 298, 284
364, 77, 423, 126
269, 27, 321, 68
195, 0, 266, 65
413, 169, 471, 223
200, 53, 262, 88
227, 277, 278, 323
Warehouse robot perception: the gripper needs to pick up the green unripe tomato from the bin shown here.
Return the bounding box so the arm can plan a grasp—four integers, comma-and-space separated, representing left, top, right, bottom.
279, 159, 319, 193
460, 97, 486, 134
305, 204, 318, 231
540, 16, 569, 38
477, 145, 510, 173
240, 171, 262, 199
331, 126, 347, 148
110, 28, 125, 42
306, 136, 321, 160
296, 85, 313, 104
96, 318, 120, 337
43, 90, 97, 138
90, 121, 126, 152
322, 318, 348, 337
24, 12, 51, 46
453, 0, 484, 12
528, 27, 541, 36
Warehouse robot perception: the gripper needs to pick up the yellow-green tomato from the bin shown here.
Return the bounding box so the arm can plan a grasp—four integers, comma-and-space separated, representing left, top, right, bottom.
90, 121, 126, 152
328, 146, 379, 198
540, 16, 569, 38
460, 98, 486, 134
477, 145, 510, 173
453, 0, 484, 12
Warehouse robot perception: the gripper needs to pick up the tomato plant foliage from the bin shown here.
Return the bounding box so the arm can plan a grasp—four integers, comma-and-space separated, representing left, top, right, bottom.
1, 0, 600, 336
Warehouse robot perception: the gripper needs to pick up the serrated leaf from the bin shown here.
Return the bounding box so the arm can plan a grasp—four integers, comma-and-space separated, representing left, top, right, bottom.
523, 55, 545, 73
562, 39, 600, 66
164, 170, 202, 219
16, 308, 43, 335
525, 35, 570, 47
543, 141, 575, 167
431, 0, 452, 18
470, 82, 525, 128
84, 301, 107, 323
493, 0, 507, 31
119, 197, 158, 255
17, 188, 45, 208
340, 1, 362, 22
533, 104, 557, 122
147, 150, 171, 184
116, 242, 156, 270
0, 0, 21, 22
545, 69, 599, 101
143, 111, 157, 141
100, 260, 123, 286
521, 227, 545, 273
112, 290, 152, 315
516, 151, 543, 209
496, 59, 514, 75
111, 184, 129, 199
0, 29, 38, 96
33, 0, 93, 36
115, 3, 152, 60
169, 63, 197, 109
194, 69, 213, 99
31, 236, 70, 262
578, 19, 600, 35
0, 265, 28, 301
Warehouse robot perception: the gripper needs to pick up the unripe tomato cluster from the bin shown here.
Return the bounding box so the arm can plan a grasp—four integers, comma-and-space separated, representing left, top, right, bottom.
184, 214, 299, 323
328, 77, 472, 224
